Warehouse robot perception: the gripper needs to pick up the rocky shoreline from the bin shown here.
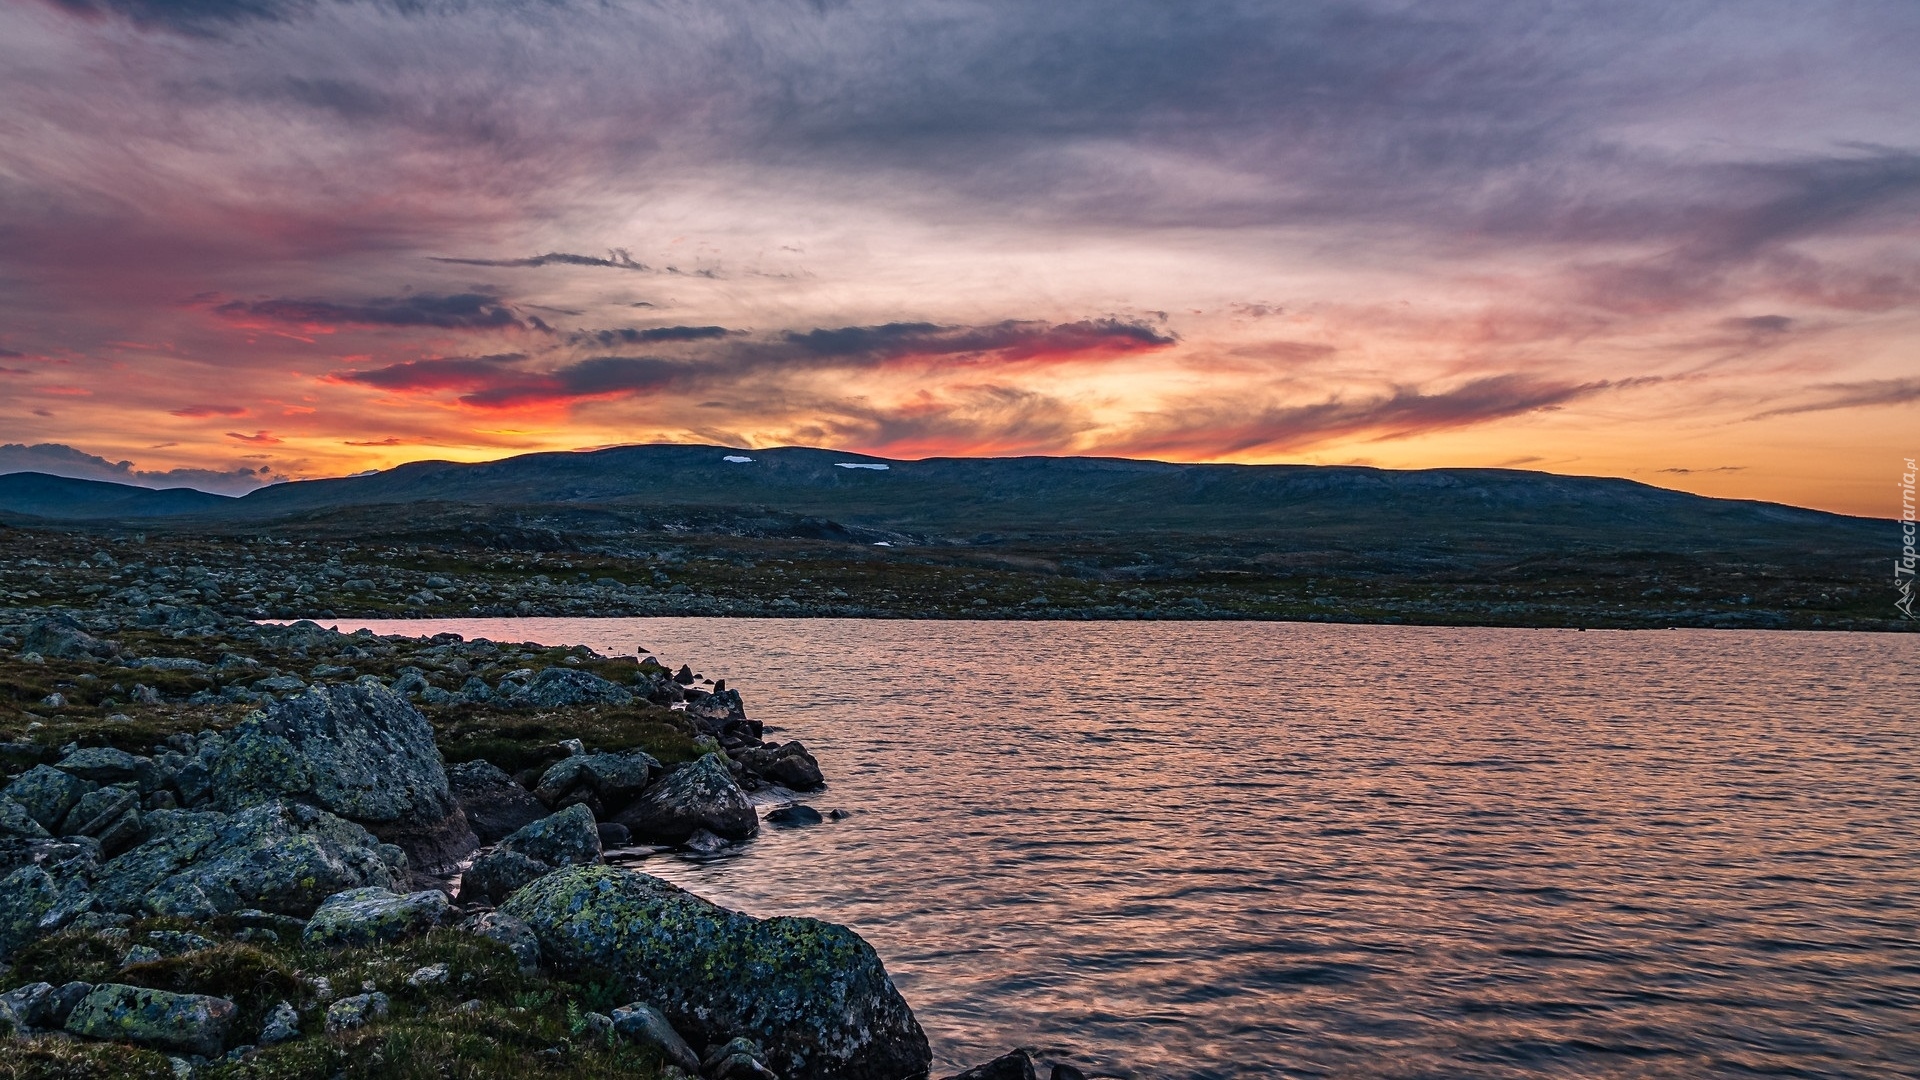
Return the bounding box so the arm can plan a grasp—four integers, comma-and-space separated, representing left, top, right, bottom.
0, 610, 1080, 1080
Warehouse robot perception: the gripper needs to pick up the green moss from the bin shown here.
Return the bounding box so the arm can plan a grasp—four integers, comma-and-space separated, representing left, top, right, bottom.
120, 943, 301, 1037
5, 929, 125, 988
433, 704, 703, 772
0, 1038, 178, 1079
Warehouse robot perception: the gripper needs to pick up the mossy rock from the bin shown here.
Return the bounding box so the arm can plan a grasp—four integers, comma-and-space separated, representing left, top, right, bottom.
501, 865, 930, 1080
63, 982, 237, 1058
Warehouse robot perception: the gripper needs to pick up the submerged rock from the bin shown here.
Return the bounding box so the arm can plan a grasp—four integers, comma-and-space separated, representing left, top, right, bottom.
501, 865, 930, 1080
612, 754, 757, 844
213, 683, 476, 872
64, 983, 236, 1058
302, 886, 449, 948
943, 1050, 1039, 1080
446, 759, 547, 844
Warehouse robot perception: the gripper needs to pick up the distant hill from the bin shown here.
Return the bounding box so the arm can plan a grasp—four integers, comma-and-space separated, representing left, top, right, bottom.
4, 444, 1885, 565
0, 472, 234, 520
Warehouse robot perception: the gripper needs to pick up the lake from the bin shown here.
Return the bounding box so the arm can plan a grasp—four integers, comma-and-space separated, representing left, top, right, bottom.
336, 618, 1920, 1079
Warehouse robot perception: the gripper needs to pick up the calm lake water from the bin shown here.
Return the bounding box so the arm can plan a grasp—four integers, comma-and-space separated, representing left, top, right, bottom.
339, 618, 1919, 1079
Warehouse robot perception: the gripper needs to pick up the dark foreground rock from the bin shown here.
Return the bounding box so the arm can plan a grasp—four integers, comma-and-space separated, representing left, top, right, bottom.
501, 864, 930, 1080
943, 1049, 1039, 1080
64, 983, 236, 1057
612, 753, 758, 843
213, 683, 477, 872
446, 759, 548, 844
303, 886, 451, 948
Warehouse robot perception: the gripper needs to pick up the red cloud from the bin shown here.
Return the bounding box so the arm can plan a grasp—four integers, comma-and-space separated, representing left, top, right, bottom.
171, 404, 248, 418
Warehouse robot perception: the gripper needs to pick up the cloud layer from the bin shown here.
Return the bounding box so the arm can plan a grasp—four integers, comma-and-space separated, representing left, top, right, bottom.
0, 0, 1915, 514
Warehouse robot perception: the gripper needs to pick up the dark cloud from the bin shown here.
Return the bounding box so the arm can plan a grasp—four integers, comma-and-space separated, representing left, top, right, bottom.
225, 430, 281, 443
1657, 465, 1745, 474
215, 293, 533, 331
1117, 375, 1623, 457
431, 250, 652, 272
777, 319, 1174, 362
332, 317, 1174, 409
43, 0, 307, 34
170, 404, 248, 417
1751, 378, 1920, 419
1720, 315, 1794, 334
568, 326, 736, 347
0, 441, 269, 493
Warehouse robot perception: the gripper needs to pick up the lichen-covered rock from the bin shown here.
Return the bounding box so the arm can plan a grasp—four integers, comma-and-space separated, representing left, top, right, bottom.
501, 865, 930, 1080
3, 765, 92, 832
259, 1000, 299, 1045
500, 804, 602, 869
213, 683, 476, 872
456, 849, 551, 906
535, 750, 659, 811
446, 759, 547, 843
736, 742, 825, 791
0, 981, 55, 1031
324, 991, 389, 1033
460, 910, 540, 972
92, 801, 405, 918
611, 754, 758, 844
504, 667, 633, 709
54, 747, 152, 787
64, 983, 236, 1058
302, 886, 449, 948
62, 786, 140, 839
0, 796, 49, 839
22, 615, 114, 660
0, 862, 94, 958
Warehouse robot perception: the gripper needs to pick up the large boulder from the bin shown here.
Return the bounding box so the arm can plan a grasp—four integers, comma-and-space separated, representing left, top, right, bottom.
611, 754, 758, 843
0, 797, 49, 839
943, 1050, 1039, 1080
446, 760, 547, 844
4, 765, 92, 831
213, 684, 476, 872
64, 983, 235, 1058
505, 668, 633, 710
534, 751, 659, 812
91, 801, 406, 919
501, 865, 930, 1080
53, 748, 154, 788
22, 615, 114, 660
303, 887, 449, 948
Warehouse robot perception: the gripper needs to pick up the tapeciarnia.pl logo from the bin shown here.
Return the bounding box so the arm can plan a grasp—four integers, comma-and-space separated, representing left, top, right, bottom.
1898, 457, 1916, 619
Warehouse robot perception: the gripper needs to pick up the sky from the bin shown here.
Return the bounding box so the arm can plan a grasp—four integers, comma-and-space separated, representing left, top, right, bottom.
0, 0, 1915, 516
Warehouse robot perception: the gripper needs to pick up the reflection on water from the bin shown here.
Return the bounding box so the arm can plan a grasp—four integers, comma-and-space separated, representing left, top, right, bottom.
341, 618, 1920, 1079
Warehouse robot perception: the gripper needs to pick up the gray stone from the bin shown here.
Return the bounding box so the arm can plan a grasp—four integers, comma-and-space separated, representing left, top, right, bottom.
459, 910, 540, 972
62, 786, 140, 838
302, 887, 449, 948
258, 1001, 299, 1045
499, 804, 602, 868
0, 982, 55, 1030
65, 983, 237, 1058
3, 765, 91, 832
505, 668, 633, 709
54, 747, 148, 786
405, 963, 449, 987
446, 759, 547, 844
45, 981, 93, 1027
456, 849, 551, 906
213, 683, 476, 872
0, 796, 49, 839
612, 754, 758, 844
501, 865, 930, 1080
609, 1001, 701, 1073
324, 991, 389, 1033
22, 616, 113, 660
736, 742, 825, 791
93, 801, 405, 919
